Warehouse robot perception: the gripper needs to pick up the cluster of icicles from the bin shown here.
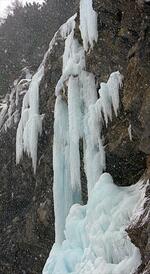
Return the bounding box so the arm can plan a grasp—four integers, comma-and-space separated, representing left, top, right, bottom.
14, 1, 147, 274
16, 0, 123, 244
54, 17, 122, 244
54, 58, 122, 245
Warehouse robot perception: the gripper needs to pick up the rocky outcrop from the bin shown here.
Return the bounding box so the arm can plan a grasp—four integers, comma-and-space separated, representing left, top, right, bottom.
0, 1, 150, 274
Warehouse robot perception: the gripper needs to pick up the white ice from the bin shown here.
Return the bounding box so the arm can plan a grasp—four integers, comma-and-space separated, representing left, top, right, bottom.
16, 65, 44, 173
54, 9, 123, 245
82, 71, 122, 194
60, 14, 77, 39
43, 173, 146, 274
80, 0, 98, 51
68, 76, 82, 198
107, 71, 123, 117
53, 96, 73, 244
55, 38, 85, 96
53, 22, 85, 242
15, 14, 78, 172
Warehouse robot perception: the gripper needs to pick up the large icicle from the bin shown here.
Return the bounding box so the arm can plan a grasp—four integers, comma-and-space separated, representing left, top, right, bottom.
52, 15, 78, 244
79, 71, 103, 194
16, 65, 44, 173
53, 20, 85, 242
80, 71, 122, 194
55, 25, 85, 198
80, 0, 98, 51
53, 96, 73, 244
98, 71, 123, 124
68, 76, 82, 201
107, 71, 123, 117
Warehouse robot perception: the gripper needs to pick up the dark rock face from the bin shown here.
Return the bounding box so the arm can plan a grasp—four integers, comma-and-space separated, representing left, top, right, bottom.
0, 0, 150, 274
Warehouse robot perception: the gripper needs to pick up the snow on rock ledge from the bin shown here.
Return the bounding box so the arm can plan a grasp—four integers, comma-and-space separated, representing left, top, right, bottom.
43, 173, 147, 274
0, 67, 32, 132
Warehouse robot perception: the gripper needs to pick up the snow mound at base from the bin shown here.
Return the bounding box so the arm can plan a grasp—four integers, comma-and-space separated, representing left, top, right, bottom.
43, 173, 147, 274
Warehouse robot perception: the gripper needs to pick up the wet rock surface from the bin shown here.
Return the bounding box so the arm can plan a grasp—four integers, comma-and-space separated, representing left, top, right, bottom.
0, 0, 150, 273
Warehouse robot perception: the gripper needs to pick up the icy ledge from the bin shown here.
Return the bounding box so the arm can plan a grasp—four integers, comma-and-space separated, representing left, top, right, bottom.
43, 173, 147, 274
